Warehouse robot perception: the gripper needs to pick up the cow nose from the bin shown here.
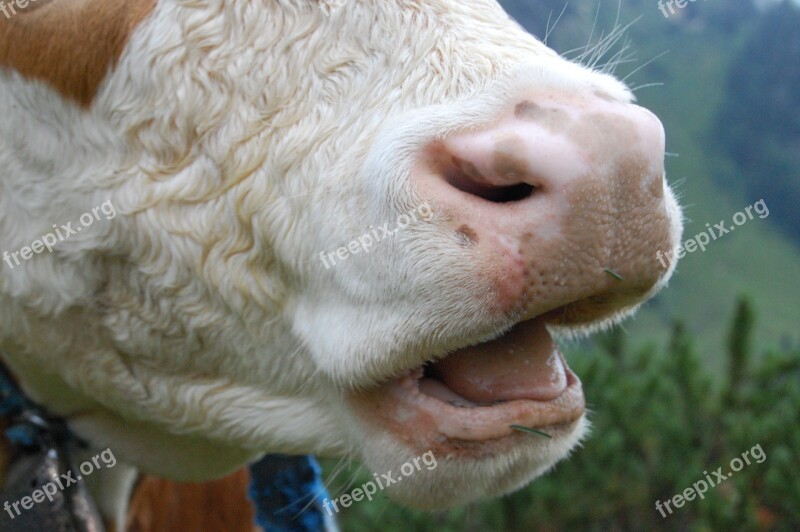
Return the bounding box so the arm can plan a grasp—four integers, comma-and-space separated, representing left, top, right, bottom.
413, 93, 674, 322
428, 96, 665, 205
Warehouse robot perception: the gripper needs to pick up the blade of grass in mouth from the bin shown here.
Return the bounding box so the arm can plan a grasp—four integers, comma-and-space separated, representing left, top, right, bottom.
510, 424, 552, 438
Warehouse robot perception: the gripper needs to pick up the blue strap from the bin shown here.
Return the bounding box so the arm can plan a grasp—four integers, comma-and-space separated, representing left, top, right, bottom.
248, 454, 336, 532
0, 363, 65, 448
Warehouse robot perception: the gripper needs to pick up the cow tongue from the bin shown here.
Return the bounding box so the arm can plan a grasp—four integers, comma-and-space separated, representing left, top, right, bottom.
429, 319, 567, 403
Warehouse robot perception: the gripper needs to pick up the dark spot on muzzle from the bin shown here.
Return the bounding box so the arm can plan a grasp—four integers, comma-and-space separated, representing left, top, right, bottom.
456, 224, 479, 245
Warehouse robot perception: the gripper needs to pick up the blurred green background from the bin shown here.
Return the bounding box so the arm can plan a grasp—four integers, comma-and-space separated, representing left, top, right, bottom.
322, 1, 800, 529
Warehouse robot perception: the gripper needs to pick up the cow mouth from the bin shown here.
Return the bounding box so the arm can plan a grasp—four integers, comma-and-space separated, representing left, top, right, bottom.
351, 317, 584, 443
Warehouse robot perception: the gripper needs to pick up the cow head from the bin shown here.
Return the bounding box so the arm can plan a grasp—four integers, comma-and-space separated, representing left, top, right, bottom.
0, 0, 682, 514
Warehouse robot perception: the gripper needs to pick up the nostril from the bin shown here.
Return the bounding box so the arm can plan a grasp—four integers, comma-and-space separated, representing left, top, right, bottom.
444, 155, 536, 203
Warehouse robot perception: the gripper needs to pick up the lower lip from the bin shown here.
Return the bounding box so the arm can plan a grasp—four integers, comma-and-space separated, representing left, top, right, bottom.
349, 356, 585, 443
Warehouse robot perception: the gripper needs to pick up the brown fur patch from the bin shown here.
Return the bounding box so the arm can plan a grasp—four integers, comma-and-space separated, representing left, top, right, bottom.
0, 0, 157, 107
126, 469, 258, 532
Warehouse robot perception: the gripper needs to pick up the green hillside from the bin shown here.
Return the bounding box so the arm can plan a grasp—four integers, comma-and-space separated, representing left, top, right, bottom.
502, 0, 800, 371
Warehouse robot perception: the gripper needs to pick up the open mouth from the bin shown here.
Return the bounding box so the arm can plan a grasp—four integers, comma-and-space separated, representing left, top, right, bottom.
351, 317, 585, 443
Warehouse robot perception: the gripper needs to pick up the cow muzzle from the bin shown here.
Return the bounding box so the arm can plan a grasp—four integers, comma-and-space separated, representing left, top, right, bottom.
350, 89, 675, 455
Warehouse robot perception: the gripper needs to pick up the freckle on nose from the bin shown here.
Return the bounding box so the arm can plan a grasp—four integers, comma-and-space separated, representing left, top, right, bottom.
514, 100, 544, 121
514, 100, 572, 133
